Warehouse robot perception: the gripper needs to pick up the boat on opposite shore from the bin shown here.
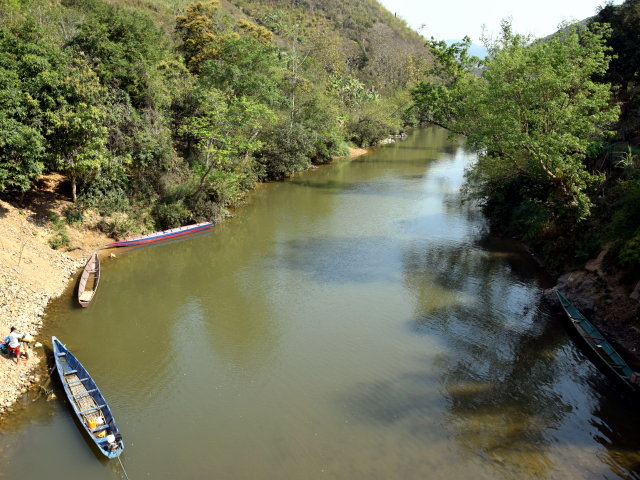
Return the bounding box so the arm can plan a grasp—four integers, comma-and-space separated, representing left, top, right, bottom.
555, 289, 639, 394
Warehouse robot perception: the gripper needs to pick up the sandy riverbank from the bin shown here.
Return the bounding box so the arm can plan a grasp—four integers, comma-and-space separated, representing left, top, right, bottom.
0, 176, 111, 420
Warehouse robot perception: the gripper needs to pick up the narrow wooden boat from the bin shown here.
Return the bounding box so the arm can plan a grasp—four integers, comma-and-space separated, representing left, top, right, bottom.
555, 289, 639, 393
77, 252, 100, 307
52, 336, 124, 458
105, 221, 213, 247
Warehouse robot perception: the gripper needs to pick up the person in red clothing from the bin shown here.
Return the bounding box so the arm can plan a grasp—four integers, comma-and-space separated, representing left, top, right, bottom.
7, 327, 25, 365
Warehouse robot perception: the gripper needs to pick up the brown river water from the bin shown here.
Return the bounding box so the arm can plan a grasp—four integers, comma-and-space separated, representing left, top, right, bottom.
1, 128, 639, 479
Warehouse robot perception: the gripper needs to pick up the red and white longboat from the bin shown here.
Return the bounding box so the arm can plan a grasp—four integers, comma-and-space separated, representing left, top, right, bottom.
106, 222, 213, 247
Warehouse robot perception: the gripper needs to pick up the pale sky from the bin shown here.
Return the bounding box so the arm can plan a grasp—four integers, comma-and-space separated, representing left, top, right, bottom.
376, 0, 624, 42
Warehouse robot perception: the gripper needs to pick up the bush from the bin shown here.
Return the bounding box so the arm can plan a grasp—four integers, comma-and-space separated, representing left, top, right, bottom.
620, 234, 640, 268
610, 176, 640, 240
153, 200, 191, 230
256, 123, 314, 180
310, 130, 349, 164
78, 159, 131, 215
63, 205, 84, 226
97, 214, 138, 240
509, 199, 550, 241
348, 117, 390, 147
48, 212, 71, 250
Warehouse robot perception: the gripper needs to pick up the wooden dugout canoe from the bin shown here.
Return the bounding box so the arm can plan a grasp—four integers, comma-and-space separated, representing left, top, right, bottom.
555, 289, 639, 394
78, 252, 100, 307
52, 336, 124, 458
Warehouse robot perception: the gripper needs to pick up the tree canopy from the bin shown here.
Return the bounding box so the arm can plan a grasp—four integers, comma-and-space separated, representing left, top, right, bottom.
0, 0, 425, 235
412, 22, 619, 237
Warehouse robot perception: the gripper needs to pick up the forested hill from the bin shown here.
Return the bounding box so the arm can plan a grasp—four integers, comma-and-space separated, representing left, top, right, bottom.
0, 0, 431, 238
228, 0, 430, 90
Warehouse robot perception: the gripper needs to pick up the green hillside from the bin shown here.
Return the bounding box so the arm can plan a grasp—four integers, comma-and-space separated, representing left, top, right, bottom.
0, 0, 432, 237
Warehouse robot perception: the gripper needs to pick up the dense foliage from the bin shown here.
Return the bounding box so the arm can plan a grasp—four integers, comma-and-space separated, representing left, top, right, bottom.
411, 20, 630, 272
588, 0, 640, 278
0, 0, 430, 236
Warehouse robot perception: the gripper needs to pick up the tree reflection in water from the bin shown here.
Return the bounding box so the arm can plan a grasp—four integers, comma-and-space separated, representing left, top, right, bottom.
401, 233, 640, 478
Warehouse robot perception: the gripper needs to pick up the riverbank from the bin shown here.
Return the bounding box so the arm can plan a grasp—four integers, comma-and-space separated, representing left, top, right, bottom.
0, 175, 111, 420
545, 248, 640, 369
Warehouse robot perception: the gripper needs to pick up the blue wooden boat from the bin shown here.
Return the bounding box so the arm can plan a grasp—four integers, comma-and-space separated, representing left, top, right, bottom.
106, 222, 213, 247
52, 336, 124, 458
555, 289, 639, 393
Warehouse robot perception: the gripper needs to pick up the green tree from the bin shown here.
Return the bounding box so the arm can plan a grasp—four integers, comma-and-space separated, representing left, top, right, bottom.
68, 1, 177, 109
0, 116, 45, 192
0, 26, 46, 192
199, 30, 283, 105
327, 74, 378, 109
46, 61, 110, 202
592, 0, 640, 92
413, 22, 619, 229
591, 0, 640, 142
178, 87, 274, 204
176, 0, 226, 74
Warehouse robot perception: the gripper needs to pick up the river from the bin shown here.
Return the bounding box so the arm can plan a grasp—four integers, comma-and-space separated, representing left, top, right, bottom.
1, 128, 639, 479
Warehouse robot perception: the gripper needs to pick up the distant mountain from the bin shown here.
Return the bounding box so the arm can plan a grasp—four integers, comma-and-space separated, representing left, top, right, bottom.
445, 39, 488, 59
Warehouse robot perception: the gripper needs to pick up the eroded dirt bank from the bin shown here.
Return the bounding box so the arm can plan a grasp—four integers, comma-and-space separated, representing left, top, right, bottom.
544, 248, 640, 369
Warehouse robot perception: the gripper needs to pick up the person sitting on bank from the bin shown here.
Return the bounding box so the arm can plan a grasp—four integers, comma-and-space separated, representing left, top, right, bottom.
7, 327, 25, 366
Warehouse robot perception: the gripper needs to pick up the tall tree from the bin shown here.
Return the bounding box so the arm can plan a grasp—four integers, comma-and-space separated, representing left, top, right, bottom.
175, 0, 225, 74
46, 61, 110, 202
68, 3, 176, 109
178, 87, 274, 203
591, 0, 640, 142
0, 25, 46, 193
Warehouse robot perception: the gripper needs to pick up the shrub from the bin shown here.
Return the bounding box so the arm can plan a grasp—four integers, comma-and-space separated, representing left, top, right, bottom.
256, 123, 314, 180
63, 205, 84, 226
620, 234, 640, 268
153, 200, 191, 230
348, 117, 390, 147
97, 214, 138, 240
48, 212, 71, 250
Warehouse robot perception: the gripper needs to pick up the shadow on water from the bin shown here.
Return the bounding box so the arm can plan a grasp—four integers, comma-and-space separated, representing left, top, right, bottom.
338, 361, 445, 437
273, 235, 398, 285
590, 397, 640, 478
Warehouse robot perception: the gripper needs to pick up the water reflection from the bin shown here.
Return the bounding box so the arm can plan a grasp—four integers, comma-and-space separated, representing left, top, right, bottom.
401, 233, 564, 475
277, 235, 398, 284
401, 223, 640, 479
4, 128, 640, 479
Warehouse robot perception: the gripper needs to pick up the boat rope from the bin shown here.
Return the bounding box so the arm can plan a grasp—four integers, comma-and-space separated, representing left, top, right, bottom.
118, 457, 130, 480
